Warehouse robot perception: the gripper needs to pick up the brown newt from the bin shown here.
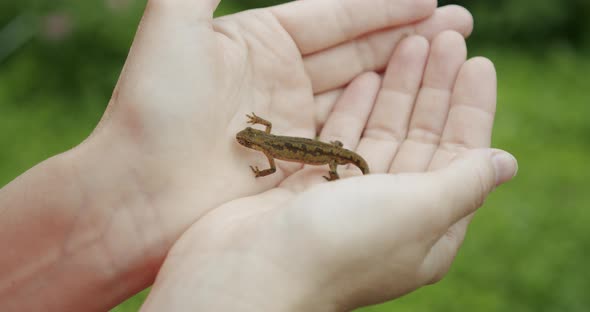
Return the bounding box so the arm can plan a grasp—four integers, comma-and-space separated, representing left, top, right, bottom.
236, 113, 370, 181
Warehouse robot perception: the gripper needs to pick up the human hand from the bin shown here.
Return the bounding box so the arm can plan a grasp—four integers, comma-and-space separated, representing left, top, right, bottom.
139, 32, 518, 311
78, 0, 474, 237
0, 2, 478, 311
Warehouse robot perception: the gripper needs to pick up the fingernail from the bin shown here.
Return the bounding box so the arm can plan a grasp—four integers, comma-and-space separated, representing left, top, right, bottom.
492, 150, 518, 186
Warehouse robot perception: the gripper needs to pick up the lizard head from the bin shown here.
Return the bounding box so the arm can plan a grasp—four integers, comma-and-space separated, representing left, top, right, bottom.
236, 127, 260, 149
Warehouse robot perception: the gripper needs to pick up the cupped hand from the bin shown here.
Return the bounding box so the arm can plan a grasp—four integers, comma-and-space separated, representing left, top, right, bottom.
139, 32, 518, 311
79, 0, 473, 233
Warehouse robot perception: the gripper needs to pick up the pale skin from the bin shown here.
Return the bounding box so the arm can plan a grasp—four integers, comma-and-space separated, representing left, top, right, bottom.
0, 0, 517, 311
140, 33, 518, 311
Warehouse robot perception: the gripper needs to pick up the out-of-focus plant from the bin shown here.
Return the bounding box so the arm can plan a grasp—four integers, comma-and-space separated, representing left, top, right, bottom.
232, 0, 590, 47
439, 0, 590, 47
0, 1, 144, 108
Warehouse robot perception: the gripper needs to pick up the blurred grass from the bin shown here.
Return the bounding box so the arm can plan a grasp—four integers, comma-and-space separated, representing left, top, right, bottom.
1, 1, 589, 311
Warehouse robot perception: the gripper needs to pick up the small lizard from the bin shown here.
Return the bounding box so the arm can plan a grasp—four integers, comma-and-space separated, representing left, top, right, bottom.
236, 113, 369, 181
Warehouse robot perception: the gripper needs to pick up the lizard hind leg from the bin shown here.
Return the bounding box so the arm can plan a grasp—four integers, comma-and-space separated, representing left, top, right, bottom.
323, 160, 340, 181
324, 141, 342, 181
250, 165, 276, 177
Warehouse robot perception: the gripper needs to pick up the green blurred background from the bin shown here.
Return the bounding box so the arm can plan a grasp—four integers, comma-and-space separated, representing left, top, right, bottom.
1, 0, 588, 311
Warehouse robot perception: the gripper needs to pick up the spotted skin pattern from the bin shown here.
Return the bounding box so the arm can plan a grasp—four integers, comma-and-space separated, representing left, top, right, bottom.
236, 113, 369, 181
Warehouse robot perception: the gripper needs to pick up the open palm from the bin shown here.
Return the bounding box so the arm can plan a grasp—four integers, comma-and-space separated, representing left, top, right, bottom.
87, 0, 474, 235
0, 1, 518, 311
141, 31, 516, 311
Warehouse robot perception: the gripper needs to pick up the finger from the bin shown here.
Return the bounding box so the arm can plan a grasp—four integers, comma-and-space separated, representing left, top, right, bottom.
390, 31, 467, 173
418, 149, 517, 284
271, 0, 436, 55
355, 35, 429, 173
413, 5, 473, 39
428, 57, 498, 171
145, 0, 219, 22
304, 5, 473, 93
117, 0, 219, 108
314, 88, 344, 131
314, 72, 389, 130
418, 217, 469, 285
318, 72, 381, 150
421, 58, 498, 272
425, 149, 517, 233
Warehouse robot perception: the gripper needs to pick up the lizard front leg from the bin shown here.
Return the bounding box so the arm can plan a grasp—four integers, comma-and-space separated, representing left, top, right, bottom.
250, 151, 277, 177
323, 160, 340, 181
246, 113, 272, 134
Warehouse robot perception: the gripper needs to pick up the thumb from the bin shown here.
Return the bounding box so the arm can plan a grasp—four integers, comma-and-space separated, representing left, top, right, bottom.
115, 0, 220, 109
429, 149, 518, 228
145, 0, 220, 22
136, 0, 219, 55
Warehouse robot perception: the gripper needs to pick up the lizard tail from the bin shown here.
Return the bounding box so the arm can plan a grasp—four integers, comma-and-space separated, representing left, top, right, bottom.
353, 156, 370, 175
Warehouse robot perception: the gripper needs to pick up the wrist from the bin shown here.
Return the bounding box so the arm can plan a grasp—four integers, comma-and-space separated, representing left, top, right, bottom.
0, 131, 172, 311
0, 144, 152, 311
65, 130, 176, 279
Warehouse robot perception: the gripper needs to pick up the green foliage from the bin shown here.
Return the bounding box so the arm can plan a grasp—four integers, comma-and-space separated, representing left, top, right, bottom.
439, 0, 590, 47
